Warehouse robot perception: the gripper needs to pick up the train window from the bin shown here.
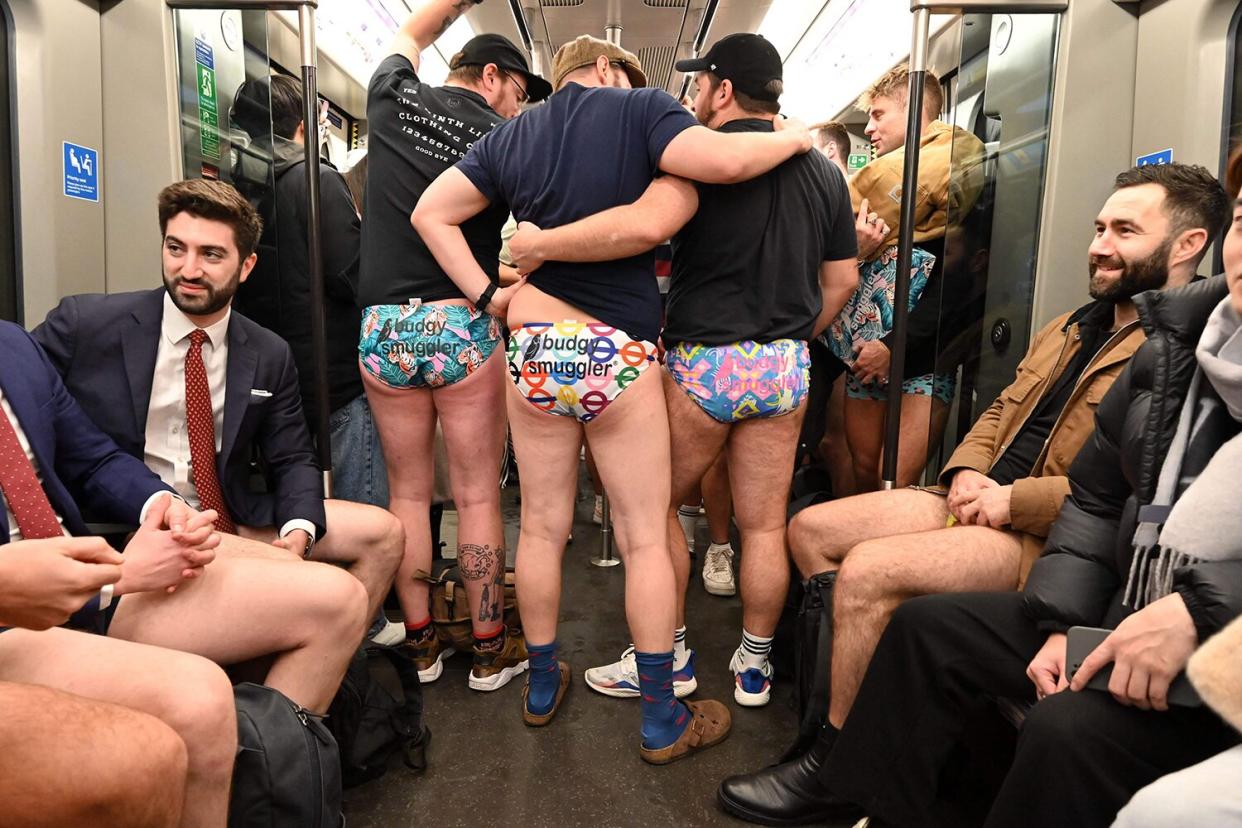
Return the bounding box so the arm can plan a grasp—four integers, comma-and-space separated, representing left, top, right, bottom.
1225, 1, 1242, 156
0, 2, 16, 323
923, 12, 1060, 475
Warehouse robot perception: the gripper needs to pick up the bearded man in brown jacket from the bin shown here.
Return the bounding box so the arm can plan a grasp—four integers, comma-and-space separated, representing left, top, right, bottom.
788, 162, 1228, 737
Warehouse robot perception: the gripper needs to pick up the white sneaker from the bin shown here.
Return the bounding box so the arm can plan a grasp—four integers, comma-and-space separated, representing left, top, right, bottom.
368, 615, 406, 647
592, 494, 604, 525
702, 543, 736, 596
729, 646, 773, 707
584, 645, 698, 698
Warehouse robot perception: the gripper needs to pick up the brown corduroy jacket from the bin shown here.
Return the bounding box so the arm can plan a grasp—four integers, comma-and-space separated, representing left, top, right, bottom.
938, 301, 1146, 585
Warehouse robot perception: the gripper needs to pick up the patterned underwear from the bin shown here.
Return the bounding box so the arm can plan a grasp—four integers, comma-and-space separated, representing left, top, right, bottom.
665, 339, 810, 424
507, 322, 657, 423
359, 302, 502, 389
845, 370, 957, 405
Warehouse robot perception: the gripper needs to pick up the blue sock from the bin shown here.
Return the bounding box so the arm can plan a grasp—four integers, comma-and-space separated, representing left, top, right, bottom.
635, 650, 690, 750
526, 640, 560, 715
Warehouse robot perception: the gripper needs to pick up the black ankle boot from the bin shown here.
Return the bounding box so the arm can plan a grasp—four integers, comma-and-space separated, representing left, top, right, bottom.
717, 726, 862, 826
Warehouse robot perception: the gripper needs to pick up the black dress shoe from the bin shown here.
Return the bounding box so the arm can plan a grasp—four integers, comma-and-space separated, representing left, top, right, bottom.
717, 728, 863, 826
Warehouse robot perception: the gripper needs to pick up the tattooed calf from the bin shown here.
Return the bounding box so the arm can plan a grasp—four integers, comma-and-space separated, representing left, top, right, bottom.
458, 543, 500, 580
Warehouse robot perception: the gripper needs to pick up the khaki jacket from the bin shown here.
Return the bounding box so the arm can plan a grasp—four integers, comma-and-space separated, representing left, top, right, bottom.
848, 120, 986, 259
938, 304, 1146, 585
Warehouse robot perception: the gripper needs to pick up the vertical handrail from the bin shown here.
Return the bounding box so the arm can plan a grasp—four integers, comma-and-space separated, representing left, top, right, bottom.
880, 6, 931, 490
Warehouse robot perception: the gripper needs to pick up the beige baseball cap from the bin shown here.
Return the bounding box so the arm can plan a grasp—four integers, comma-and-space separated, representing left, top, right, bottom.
552, 35, 648, 90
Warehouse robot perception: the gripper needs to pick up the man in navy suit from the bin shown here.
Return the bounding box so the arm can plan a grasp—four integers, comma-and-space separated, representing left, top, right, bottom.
0, 321, 241, 825
34, 178, 404, 636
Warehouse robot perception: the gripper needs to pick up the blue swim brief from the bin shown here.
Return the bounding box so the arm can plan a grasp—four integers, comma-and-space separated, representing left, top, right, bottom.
359, 301, 502, 390
665, 339, 810, 424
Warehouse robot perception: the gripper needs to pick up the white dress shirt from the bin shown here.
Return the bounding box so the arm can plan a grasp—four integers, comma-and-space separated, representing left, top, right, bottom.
144, 293, 315, 541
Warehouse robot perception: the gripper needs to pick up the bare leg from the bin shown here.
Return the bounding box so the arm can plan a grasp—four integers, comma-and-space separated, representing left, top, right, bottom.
844, 395, 885, 492
829, 526, 1023, 727
434, 349, 509, 634
0, 680, 184, 828
586, 366, 677, 653
361, 367, 437, 625
787, 488, 951, 579
0, 627, 236, 828
108, 553, 368, 713
893, 394, 951, 487
298, 500, 404, 622
728, 403, 806, 637
507, 379, 583, 647
662, 369, 729, 629
821, 374, 856, 497
702, 454, 733, 545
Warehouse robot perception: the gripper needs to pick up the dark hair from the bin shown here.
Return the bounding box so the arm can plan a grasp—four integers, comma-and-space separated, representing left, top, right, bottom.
232, 74, 303, 140
812, 121, 851, 154
158, 179, 263, 259
860, 64, 942, 123
1226, 144, 1242, 199
1114, 163, 1231, 260
705, 73, 781, 116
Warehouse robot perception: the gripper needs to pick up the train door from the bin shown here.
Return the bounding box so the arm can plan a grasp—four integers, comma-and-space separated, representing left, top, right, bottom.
925, 11, 1060, 471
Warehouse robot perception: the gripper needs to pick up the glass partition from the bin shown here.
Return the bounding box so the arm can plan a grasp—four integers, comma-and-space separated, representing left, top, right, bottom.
924, 11, 1059, 476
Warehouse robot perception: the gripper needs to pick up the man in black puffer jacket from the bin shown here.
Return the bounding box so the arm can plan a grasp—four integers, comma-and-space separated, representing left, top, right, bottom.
717, 277, 1241, 828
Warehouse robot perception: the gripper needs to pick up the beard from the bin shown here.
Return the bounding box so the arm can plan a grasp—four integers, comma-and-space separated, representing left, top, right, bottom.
695, 96, 718, 127
1088, 238, 1172, 302
163, 265, 242, 318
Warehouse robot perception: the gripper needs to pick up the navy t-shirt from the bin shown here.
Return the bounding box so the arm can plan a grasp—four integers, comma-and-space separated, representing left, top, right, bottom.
665, 119, 858, 347
358, 55, 509, 307
455, 83, 698, 342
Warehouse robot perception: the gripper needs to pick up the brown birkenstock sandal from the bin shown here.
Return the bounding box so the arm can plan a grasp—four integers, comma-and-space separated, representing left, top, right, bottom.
639, 699, 732, 765
522, 661, 571, 727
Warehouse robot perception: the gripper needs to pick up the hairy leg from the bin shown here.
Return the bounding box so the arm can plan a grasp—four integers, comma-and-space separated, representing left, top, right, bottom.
586, 367, 677, 653
829, 526, 1023, 727
307, 500, 405, 621
728, 403, 806, 637
786, 488, 950, 579
843, 396, 885, 492
893, 394, 950, 487
506, 380, 582, 647
435, 349, 509, 635
361, 367, 437, 624
661, 369, 729, 628
108, 554, 368, 713
821, 374, 856, 498
0, 627, 236, 828
702, 453, 733, 545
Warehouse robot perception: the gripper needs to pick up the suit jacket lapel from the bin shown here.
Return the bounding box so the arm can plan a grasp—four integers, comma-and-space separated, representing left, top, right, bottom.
221, 320, 255, 464
121, 291, 162, 439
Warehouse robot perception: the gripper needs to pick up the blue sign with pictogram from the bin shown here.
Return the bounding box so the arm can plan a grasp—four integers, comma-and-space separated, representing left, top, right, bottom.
62, 141, 99, 202
1136, 148, 1173, 167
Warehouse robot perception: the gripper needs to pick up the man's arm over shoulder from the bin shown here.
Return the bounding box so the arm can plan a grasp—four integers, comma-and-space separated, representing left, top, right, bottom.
388, 0, 480, 71
659, 116, 813, 185
256, 333, 326, 537
940, 314, 1065, 484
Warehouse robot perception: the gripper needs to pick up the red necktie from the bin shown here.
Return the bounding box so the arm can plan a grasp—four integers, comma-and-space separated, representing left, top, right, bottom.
186, 329, 236, 533
0, 405, 64, 539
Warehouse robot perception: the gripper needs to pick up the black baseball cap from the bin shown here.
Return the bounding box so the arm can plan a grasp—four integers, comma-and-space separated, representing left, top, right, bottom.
454, 34, 552, 102
674, 33, 782, 103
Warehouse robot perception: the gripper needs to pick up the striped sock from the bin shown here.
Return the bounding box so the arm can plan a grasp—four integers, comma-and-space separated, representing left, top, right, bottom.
739, 629, 773, 672
673, 626, 688, 663
635, 650, 690, 750
526, 640, 560, 715
405, 617, 434, 642
677, 506, 698, 552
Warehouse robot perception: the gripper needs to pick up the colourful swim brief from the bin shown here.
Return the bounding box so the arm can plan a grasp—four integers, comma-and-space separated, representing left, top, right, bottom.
845, 369, 956, 405
359, 302, 502, 389
665, 339, 810, 424
507, 322, 657, 423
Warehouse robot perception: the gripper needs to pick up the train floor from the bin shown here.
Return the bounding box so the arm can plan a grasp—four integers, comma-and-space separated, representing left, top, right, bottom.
342, 469, 798, 827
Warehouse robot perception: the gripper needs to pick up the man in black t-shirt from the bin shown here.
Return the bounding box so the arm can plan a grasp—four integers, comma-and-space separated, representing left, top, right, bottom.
355, 0, 551, 696
559, 34, 860, 709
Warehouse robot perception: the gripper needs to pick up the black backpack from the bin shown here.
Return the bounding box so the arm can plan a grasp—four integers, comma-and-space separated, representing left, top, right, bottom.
328, 644, 430, 788
229, 683, 343, 828
779, 571, 836, 763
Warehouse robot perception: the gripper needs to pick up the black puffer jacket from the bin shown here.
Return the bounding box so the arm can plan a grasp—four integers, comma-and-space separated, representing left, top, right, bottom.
1024, 276, 1242, 641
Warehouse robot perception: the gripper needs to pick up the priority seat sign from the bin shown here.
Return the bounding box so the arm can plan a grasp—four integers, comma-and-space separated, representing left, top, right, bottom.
63, 141, 100, 202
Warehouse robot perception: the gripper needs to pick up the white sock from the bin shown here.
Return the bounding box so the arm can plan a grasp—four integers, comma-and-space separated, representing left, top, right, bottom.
739, 629, 773, 672
677, 506, 698, 551
707, 541, 733, 555
674, 626, 688, 663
